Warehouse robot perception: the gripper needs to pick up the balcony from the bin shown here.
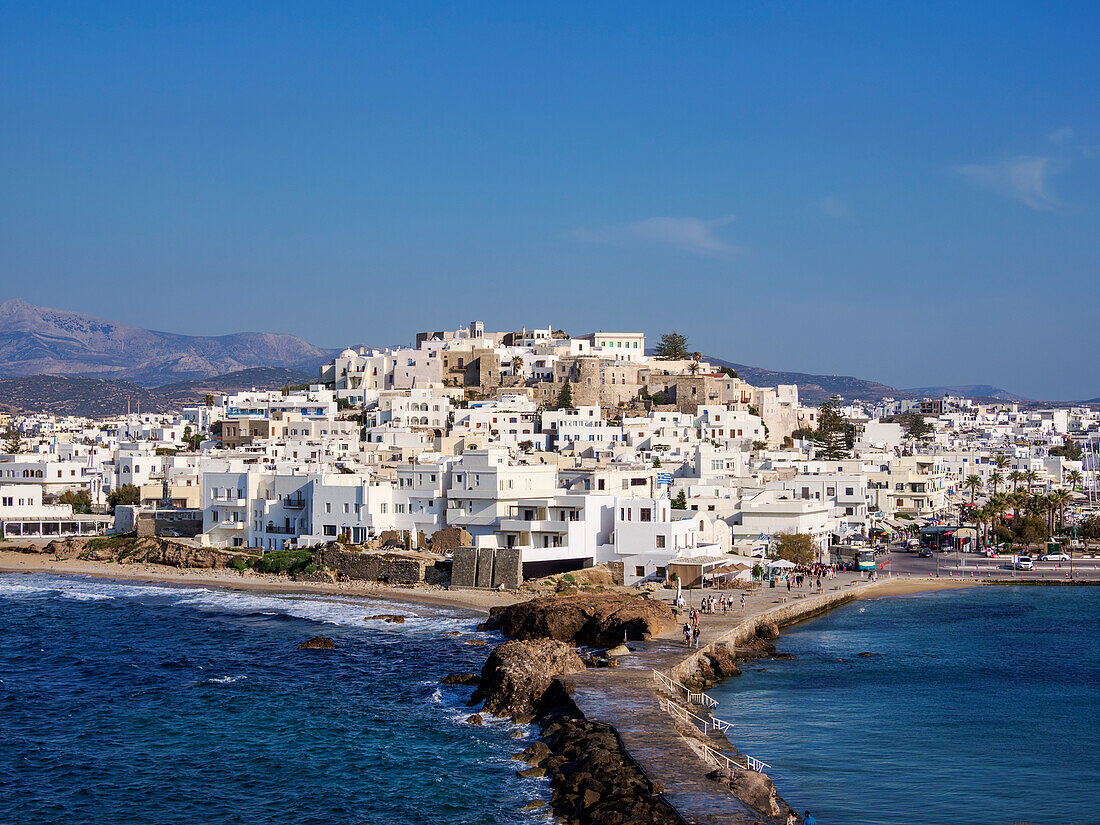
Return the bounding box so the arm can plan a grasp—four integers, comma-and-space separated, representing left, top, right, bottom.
499, 518, 570, 533
282, 496, 306, 509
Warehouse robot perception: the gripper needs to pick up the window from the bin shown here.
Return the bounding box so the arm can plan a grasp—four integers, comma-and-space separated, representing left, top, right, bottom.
640, 508, 652, 522
323, 525, 337, 536
655, 535, 665, 549
635, 566, 646, 578
846, 487, 854, 496
326, 503, 332, 513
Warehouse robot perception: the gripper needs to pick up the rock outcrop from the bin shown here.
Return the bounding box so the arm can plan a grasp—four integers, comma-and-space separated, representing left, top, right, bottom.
364, 614, 407, 624
471, 639, 585, 722
14, 536, 246, 569
441, 672, 481, 686
478, 594, 674, 646
708, 766, 786, 819
297, 636, 336, 650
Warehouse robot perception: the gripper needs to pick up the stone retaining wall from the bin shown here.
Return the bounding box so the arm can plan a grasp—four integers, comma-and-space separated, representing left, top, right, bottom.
671, 582, 876, 683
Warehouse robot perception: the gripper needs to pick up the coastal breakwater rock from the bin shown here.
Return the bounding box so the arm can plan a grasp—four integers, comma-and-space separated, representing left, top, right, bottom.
707, 767, 783, 819
471, 638, 585, 722
525, 712, 680, 825
297, 636, 336, 650
478, 594, 674, 646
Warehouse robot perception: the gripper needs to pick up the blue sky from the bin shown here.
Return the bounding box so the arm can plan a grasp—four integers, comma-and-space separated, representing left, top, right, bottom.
1, 2, 1097, 399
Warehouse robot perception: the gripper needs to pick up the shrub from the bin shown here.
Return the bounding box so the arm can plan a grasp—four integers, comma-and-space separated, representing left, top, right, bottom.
252, 548, 316, 576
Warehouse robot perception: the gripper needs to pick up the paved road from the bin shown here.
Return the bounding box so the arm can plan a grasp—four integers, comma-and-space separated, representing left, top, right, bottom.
879, 548, 1100, 581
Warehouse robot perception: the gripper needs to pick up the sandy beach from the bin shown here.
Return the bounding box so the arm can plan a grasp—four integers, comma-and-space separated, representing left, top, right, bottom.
0, 549, 522, 615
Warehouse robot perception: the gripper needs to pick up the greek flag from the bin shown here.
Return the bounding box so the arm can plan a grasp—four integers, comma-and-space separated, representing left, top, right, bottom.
656, 473, 672, 486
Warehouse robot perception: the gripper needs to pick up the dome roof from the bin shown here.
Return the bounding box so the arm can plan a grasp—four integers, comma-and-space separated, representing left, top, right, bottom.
340, 348, 357, 358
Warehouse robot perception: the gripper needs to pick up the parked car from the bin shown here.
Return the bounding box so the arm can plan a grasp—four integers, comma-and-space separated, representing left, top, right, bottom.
1040, 552, 1070, 562
1015, 556, 1034, 571
917, 548, 933, 558
906, 538, 921, 551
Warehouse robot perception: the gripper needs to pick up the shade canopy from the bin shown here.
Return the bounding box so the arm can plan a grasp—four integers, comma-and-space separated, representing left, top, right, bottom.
766, 559, 797, 569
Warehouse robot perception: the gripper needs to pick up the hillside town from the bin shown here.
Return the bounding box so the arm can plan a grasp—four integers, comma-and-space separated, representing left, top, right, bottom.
2, 321, 1098, 585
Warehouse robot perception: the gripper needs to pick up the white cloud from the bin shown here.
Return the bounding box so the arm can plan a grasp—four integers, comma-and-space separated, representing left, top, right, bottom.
1047, 126, 1074, 144
571, 215, 741, 255
819, 196, 851, 220
956, 156, 1061, 212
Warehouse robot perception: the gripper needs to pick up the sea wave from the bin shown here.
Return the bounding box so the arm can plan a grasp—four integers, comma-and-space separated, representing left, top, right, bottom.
0, 573, 480, 635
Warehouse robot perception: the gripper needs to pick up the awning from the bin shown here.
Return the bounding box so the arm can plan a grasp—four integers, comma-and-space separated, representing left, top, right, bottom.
765, 559, 797, 569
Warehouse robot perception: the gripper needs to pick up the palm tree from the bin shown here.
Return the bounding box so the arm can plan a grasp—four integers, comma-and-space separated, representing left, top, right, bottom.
1008, 470, 1023, 493
1067, 469, 1083, 491
511, 356, 524, 377
964, 474, 982, 503
989, 471, 1004, 496
1049, 489, 1072, 535
1023, 469, 1039, 492
994, 454, 1010, 470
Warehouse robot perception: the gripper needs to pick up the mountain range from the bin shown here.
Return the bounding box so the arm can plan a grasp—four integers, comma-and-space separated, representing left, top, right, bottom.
0, 299, 1060, 415
0, 298, 332, 385
0, 368, 314, 419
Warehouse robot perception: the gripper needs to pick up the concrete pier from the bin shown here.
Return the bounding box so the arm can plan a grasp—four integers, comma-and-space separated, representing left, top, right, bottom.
566, 579, 880, 824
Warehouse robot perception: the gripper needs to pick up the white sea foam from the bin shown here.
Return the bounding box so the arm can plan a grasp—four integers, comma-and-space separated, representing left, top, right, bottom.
0, 573, 480, 635
204, 675, 246, 685
60, 591, 114, 601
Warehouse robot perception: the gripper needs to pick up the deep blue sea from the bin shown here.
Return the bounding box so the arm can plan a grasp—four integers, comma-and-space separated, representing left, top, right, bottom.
0, 573, 549, 825
709, 586, 1100, 825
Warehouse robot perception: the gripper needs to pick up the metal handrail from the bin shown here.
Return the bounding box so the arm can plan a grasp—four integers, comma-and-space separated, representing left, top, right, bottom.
659, 697, 733, 735
651, 669, 719, 709
698, 740, 771, 774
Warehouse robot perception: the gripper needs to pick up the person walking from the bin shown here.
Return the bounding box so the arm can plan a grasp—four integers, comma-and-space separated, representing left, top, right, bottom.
740, 592, 746, 612
692, 624, 700, 649
786, 811, 798, 825
683, 622, 692, 647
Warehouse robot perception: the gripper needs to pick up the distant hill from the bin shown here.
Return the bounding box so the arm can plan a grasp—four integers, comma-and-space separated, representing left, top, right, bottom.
156, 367, 314, 395
901, 385, 1029, 402
0, 298, 333, 386
0, 367, 317, 418
703, 356, 908, 405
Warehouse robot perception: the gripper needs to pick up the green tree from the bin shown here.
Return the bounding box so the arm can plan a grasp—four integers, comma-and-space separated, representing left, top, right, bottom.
653, 456, 661, 468
2, 429, 20, 454
670, 490, 687, 509
553, 380, 574, 410
59, 488, 93, 514
203, 394, 215, 407
654, 331, 690, 360
1049, 441, 1083, 461
964, 474, 982, 503
1067, 469, 1083, 491
772, 532, 816, 565
988, 470, 1004, 496
898, 412, 932, 440
718, 366, 738, 379
107, 484, 141, 513
518, 440, 534, 454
